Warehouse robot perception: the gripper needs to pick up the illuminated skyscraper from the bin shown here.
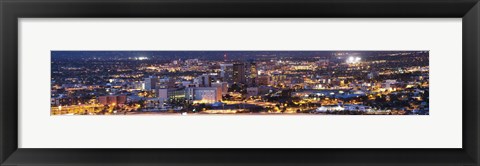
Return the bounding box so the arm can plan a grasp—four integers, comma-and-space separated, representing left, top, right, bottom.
195, 74, 212, 87
220, 64, 234, 84
233, 63, 246, 84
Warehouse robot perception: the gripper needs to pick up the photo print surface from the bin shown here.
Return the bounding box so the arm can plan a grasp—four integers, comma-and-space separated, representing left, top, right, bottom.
51, 51, 429, 115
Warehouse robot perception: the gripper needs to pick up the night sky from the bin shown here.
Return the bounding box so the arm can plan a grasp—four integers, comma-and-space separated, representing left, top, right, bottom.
51, 50, 427, 61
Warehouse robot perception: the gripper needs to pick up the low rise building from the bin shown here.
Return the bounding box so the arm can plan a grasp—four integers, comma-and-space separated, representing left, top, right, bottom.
98, 95, 127, 106
185, 87, 222, 103
246, 87, 259, 97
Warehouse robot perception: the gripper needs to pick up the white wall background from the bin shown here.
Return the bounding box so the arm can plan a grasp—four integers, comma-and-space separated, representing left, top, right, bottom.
18, 18, 462, 148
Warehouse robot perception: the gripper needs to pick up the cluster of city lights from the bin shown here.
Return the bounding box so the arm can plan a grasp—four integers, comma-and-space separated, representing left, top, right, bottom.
135, 57, 149, 60
51, 51, 429, 115
346, 56, 361, 64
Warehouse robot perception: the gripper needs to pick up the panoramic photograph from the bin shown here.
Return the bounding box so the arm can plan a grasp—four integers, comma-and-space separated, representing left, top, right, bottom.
51, 51, 429, 115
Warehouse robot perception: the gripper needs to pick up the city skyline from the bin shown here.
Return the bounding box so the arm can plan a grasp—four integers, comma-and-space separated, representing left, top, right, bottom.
51, 51, 429, 115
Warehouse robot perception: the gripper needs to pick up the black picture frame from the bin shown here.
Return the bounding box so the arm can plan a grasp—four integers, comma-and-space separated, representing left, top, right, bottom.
1, 0, 479, 165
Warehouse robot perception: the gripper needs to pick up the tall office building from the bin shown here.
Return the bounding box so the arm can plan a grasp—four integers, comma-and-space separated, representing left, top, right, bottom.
194, 74, 212, 87
220, 64, 234, 84
233, 63, 246, 84
245, 61, 258, 86
144, 77, 158, 90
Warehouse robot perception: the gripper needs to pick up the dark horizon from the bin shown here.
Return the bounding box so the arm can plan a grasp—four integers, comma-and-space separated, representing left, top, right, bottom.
51, 50, 428, 61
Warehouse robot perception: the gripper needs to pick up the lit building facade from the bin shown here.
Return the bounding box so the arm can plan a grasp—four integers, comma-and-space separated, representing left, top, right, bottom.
98, 95, 127, 106
245, 61, 258, 86
195, 74, 212, 87
158, 88, 186, 101
212, 82, 229, 95
185, 87, 222, 103
233, 63, 246, 84
220, 64, 234, 84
